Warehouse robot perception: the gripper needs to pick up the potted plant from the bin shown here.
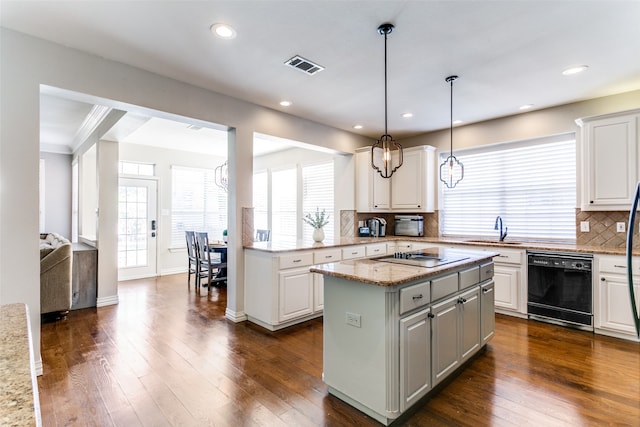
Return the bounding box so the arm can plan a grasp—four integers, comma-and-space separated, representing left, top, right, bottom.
303, 208, 330, 242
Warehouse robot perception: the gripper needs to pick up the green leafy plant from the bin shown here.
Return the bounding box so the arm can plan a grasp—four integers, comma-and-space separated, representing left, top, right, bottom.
303, 208, 330, 229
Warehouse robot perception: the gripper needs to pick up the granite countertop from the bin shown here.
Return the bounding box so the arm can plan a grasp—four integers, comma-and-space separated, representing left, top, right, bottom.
310, 248, 497, 286
0, 303, 40, 426
245, 235, 635, 256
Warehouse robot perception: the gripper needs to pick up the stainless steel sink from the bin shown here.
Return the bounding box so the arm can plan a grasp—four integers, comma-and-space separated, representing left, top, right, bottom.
465, 239, 521, 245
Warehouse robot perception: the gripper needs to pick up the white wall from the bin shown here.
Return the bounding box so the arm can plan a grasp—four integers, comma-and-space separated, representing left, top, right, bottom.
39, 152, 72, 238
0, 28, 370, 367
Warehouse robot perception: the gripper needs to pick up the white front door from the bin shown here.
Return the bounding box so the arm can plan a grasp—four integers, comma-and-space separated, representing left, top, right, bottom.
118, 178, 158, 280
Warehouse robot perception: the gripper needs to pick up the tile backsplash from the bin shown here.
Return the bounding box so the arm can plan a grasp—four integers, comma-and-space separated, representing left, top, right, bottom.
576, 209, 637, 248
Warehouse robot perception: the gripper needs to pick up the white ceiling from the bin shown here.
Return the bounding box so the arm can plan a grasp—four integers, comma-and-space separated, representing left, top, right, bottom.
3, 0, 640, 153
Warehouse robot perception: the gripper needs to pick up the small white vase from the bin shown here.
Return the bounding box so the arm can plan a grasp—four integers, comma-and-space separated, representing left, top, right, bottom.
312, 227, 325, 242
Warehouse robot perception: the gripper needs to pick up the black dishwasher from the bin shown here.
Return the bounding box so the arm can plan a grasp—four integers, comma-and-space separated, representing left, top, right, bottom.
527, 251, 593, 329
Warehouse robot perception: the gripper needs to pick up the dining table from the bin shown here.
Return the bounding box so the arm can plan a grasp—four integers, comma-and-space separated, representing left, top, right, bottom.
207, 241, 227, 281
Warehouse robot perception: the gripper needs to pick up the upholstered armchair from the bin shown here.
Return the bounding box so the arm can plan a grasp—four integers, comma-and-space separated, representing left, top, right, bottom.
39, 233, 73, 315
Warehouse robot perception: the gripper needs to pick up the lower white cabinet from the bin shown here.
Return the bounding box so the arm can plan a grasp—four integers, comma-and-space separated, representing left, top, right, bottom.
493, 263, 520, 311
431, 285, 482, 386
400, 308, 431, 412
278, 267, 314, 322
481, 281, 496, 344
595, 255, 640, 340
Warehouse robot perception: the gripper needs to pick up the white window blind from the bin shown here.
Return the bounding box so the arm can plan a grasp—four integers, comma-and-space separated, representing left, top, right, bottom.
171, 165, 227, 247
253, 171, 269, 230
440, 134, 576, 242
302, 161, 334, 241
272, 168, 297, 242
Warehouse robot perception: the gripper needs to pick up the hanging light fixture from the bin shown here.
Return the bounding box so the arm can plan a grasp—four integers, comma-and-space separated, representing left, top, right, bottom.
371, 23, 403, 179
439, 75, 464, 188
214, 160, 228, 192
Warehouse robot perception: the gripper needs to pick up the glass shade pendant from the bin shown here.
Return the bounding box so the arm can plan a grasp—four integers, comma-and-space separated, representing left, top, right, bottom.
371, 23, 403, 179
439, 75, 464, 188
214, 160, 228, 192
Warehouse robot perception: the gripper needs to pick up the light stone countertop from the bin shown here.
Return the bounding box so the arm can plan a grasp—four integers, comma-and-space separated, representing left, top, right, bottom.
310, 248, 497, 286
245, 235, 635, 256
0, 303, 40, 427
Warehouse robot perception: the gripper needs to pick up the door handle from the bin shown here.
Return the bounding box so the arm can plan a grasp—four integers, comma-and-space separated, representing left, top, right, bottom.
151, 220, 157, 230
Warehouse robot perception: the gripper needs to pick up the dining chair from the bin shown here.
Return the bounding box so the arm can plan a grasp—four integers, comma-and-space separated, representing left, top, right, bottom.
255, 229, 271, 242
185, 231, 198, 290
194, 232, 227, 294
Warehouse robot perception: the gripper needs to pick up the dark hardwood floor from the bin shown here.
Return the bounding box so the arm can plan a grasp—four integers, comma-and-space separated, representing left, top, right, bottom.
38, 273, 640, 426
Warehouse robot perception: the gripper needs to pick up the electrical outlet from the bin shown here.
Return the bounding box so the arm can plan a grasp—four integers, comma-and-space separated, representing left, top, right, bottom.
346, 312, 361, 328
617, 222, 626, 233
580, 221, 590, 232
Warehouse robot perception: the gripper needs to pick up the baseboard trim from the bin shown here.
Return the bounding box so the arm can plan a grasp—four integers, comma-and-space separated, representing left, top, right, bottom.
97, 295, 119, 307
225, 308, 248, 323
160, 267, 186, 276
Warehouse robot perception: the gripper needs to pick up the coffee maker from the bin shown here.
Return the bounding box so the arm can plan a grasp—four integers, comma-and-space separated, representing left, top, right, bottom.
367, 217, 387, 237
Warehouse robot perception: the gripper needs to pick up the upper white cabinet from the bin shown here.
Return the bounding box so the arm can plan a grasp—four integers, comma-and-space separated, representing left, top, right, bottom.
356, 146, 436, 212
577, 109, 640, 211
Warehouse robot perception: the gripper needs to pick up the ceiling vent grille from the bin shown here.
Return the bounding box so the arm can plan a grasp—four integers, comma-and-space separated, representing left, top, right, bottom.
284, 55, 324, 75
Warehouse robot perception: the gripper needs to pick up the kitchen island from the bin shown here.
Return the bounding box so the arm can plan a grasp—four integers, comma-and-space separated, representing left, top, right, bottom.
310, 247, 497, 425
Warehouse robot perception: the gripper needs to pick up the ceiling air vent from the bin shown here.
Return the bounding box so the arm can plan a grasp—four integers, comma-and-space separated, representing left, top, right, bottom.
284, 55, 324, 75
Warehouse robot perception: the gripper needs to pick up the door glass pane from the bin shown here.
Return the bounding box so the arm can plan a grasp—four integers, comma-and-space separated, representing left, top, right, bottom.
118, 185, 148, 268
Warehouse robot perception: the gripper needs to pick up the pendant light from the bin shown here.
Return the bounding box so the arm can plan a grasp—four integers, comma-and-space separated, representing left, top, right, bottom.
371, 23, 403, 179
214, 160, 228, 192
439, 75, 464, 188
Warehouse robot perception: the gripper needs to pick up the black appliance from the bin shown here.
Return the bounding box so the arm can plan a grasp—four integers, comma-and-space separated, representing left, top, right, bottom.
527, 251, 593, 329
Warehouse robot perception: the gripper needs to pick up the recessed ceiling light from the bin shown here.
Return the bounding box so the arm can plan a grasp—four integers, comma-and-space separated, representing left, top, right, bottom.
279, 100, 292, 107
353, 125, 363, 130
519, 104, 534, 110
562, 65, 588, 76
453, 119, 463, 125
210, 23, 236, 39
401, 113, 413, 118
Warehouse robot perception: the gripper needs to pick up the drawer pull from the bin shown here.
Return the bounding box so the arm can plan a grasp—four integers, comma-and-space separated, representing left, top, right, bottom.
293, 259, 302, 263
484, 269, 493, 275
613, 264, 626, 269
351, 252, 358, 255
457, 297, 467, 304
428, 312, 434, 319
482, 288, 490, 293
412, 294, 423, 301
325, 255, 333, 259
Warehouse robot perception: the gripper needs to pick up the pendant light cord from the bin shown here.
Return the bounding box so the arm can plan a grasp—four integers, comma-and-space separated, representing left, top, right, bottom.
384, 29, 389, 136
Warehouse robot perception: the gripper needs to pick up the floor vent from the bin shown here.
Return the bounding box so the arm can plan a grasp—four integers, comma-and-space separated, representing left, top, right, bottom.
284, 55, 324, 75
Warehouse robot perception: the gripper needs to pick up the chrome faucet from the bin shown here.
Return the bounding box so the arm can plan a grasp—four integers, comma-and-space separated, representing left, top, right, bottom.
494, 216, 508, 241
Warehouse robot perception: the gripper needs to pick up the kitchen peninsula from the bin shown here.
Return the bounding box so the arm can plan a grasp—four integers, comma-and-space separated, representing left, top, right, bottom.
310, 247, 497, 425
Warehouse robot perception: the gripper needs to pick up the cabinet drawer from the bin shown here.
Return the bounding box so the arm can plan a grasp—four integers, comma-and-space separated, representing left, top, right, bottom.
480, 262, 495, 282
598, 256, 640, 275
459, 266, 479, 290
493, 249, 523, 265
313, 248, 342, 264
400, 281, 430, 315
366, 243, 388, 257
279, 252, 314, 269
393, 242, 413, 253
342, 246, 366, 260
431, 273, 459, 301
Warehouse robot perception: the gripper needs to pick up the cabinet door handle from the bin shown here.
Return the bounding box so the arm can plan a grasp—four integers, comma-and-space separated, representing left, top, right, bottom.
427, 312, 434, 319
482, 288, 490, 293
457, 297, 467, 304
412, 294, 423, 301
601, 277, 606, 282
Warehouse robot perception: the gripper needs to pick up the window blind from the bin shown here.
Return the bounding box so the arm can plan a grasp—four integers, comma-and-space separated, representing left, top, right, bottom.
272, 168, 297, 242
302, 161, 334, 241
253, 171, 269, 230
171, 165, 227, 247
440, 134, 576, 242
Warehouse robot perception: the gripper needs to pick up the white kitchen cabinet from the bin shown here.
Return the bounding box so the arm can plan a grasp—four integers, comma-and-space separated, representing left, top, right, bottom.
577, 109, 640, 211
481, 280, 495, 345
492, 248, 525, 315
366, 242, 388, 257
355, 145, 436, 213
312, 248, 342, 313
279, 267, 314, 322
431, 284, 482, 386
595, 255, 640, 341
399, 308, 431, 412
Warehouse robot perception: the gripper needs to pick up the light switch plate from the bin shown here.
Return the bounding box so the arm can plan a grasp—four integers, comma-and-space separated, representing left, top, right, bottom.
580, 221, 590, 232
617, 222, 626, 233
